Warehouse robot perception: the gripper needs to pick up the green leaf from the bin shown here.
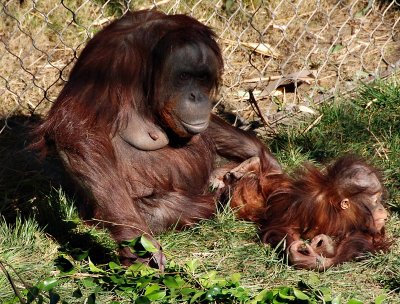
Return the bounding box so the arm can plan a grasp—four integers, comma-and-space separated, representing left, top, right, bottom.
185, 259, 199, 273
110, 274, 125, 285
69, 248, 89, 261
140, 235, 158, 253
163, 276, 179, 289
38, 278, 59, 292
347, 299, 364, 304
109, 261, 121, 271
54, 256, 74, 274
135, 296, 151, 304
49, 291, 60, 304
230, 273, 241, 284
278, 287, 295, 300
254, 289, 273, 301
126, 262, 155, 276
293, 288, 310, 300
72, 288, 83, 298
146, 290, 166, 301
230, 287, 249, 299
204, 286, 222, 301
87, 293, 96, 304
27, 287, 40, 302
332, 295, 342, 304
190, 291, 205, 304
81, 278, 97, 288
181, 287, 196, 296
174, 276, 186, 288
375, 294, 386, 304
273, 297, 285, 304
121, 238, 139, 248
200, 271, 222, 288
145, 284, 160, 294
320, 287, 333, 301
88, 258, 105, 273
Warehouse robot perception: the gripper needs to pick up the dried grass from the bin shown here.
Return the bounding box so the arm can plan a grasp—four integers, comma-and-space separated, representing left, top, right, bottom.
0, 0, 399, 127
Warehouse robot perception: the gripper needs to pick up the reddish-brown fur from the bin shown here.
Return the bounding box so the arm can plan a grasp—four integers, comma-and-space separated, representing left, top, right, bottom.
228, 156, 391, 270
33, 10, 280, 267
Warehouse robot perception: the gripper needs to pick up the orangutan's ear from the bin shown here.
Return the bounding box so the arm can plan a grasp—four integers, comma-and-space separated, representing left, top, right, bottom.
340, 198, 350, 210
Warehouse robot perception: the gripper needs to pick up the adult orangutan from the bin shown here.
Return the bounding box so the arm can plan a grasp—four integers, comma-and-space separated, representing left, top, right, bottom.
33, 10, 281, 268
226, 155, 391, 270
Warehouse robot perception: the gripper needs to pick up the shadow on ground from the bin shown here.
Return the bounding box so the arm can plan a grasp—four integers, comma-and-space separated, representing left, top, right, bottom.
0, 114, 115, 262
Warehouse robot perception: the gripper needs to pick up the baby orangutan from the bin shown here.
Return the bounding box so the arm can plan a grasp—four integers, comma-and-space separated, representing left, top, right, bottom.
220, 155, 390, 270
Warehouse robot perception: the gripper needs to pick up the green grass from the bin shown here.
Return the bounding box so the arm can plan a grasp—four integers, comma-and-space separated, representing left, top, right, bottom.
1, 79, 400, 303
270, 79, 400, 210
0, 217, 57, 300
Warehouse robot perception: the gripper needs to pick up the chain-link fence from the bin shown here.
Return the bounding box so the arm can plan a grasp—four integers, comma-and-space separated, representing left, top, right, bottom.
1, 0, 399, 131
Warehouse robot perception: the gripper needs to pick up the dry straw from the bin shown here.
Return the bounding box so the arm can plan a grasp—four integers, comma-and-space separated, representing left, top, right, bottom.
0, 0, 399, 130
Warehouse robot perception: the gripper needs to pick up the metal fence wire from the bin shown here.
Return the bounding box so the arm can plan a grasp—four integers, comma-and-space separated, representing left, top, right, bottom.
1, 0, 399, 130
